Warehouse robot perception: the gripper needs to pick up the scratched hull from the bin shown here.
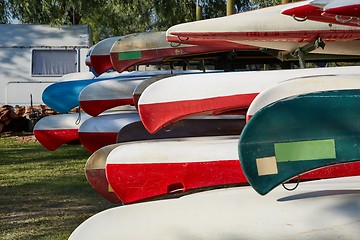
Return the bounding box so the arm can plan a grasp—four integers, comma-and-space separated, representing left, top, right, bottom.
33, 112, 91, 151
110, 31, 255, 73
106, 136, 247, 204
166, 2, 360, 55
69, 176, 360, 240
78, 111, 140, 153
106, 132, 360, 204
138, 66, 360, 133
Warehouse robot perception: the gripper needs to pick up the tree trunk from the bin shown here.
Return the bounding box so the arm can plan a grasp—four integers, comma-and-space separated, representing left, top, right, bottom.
227, 0, 235, 16
196, 4, 202, 21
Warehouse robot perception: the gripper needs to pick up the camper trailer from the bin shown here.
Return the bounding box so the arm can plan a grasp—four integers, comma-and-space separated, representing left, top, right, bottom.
0, 24, 92, 106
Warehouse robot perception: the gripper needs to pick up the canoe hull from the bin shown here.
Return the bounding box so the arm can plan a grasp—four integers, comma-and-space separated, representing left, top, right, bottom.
239, 89, 360, 195
69, 176, 360, 240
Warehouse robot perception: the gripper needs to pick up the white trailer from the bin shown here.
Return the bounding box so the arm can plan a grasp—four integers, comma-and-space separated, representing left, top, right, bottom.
0, 24, 92, 105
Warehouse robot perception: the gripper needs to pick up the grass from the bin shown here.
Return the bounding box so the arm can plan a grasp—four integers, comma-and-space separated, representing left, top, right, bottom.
0, 134, 116, 240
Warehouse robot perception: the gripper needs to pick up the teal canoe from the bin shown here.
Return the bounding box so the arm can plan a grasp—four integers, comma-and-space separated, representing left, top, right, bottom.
239, 89, 360, 195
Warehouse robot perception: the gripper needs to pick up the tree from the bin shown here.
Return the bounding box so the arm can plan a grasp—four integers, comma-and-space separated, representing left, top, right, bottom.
5, 0, 255, 42
0, 0, 10, 23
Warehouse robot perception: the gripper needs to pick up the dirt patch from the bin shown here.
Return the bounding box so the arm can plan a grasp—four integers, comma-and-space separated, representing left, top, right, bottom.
0, 132, 37, 143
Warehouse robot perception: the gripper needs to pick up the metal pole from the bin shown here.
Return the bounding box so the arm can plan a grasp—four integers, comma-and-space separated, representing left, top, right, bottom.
227, 0, 235, 16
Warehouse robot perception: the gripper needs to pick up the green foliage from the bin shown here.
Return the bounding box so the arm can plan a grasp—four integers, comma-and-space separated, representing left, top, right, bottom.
0, 0, 10, 23
3, 0, 259, 42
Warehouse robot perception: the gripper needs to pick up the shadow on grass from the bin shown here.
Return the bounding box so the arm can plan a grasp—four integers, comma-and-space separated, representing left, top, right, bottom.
0, 138, 117, 240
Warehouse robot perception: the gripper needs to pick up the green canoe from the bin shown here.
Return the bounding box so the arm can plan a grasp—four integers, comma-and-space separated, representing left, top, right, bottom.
239, 89, 360, 195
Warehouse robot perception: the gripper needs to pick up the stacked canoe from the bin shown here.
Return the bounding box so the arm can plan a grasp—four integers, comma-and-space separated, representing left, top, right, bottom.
33, 1, 360, 239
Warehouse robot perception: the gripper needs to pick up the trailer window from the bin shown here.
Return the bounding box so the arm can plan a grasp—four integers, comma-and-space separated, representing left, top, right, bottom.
32, 49, 77, 76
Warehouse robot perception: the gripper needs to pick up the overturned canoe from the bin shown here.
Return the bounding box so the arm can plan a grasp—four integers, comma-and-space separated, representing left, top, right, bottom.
33, 112, 91, 151
69, 176, 360, 240
85, 144, 122, 204
239, 89, 360, 195
78, 111, 140, 153
42, 70, 177, 113
110, 31, 256, 73
166, 2, 360, 56
106, 136, 246, 204
138, 66, 360, 133
246, 74, 360, 121
79, 78, 144, 116
89, 36, 121, 76
85, 116, 245, 203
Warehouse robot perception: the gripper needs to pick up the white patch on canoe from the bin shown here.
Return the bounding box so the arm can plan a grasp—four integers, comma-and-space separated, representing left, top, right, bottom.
256, 156, 278, 176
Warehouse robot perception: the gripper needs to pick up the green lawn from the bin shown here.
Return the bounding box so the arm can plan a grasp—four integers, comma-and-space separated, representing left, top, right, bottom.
0, 134, 116, 240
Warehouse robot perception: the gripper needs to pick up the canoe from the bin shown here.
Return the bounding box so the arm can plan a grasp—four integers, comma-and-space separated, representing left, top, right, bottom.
117, 116, 246, 143
106, 132, 360, 204
246, 74, 360, 121
80, 70, 208, 116
79, 78, 144, 116
166, 2, 360, 56
281, 0, 360, 27
324, 0, 360, 17
69, 176, 360, 240
85, 115, 245, 203
133, 74, 174, 109
42, 70, 178, 113
33, 112, 91, 151
85, 144, 122, 204
85, 45, 95, 70
138, 66, 360, 133
109, 31, 256, 73
78, 111, 140, 153
239, 89, 360, 195
89, 36, 122, 76
106, 136, 247, 204
132, 71, 222, 109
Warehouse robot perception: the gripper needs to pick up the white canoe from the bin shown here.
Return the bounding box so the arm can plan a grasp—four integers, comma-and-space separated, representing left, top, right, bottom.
166, 2, 360, 56
85, 144, 122, 204
138, 66, 360, 133
86, 116, 245, 203
106, 135, 245, 204
33, 112, 91, 151
79, 78, 144, 116
106, 132, 360, 204
109, 31, 255, 73
89, 36, 122, 76
78, 111, 140, 153
69, 176, 360, 240
246, 74, 360, 121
